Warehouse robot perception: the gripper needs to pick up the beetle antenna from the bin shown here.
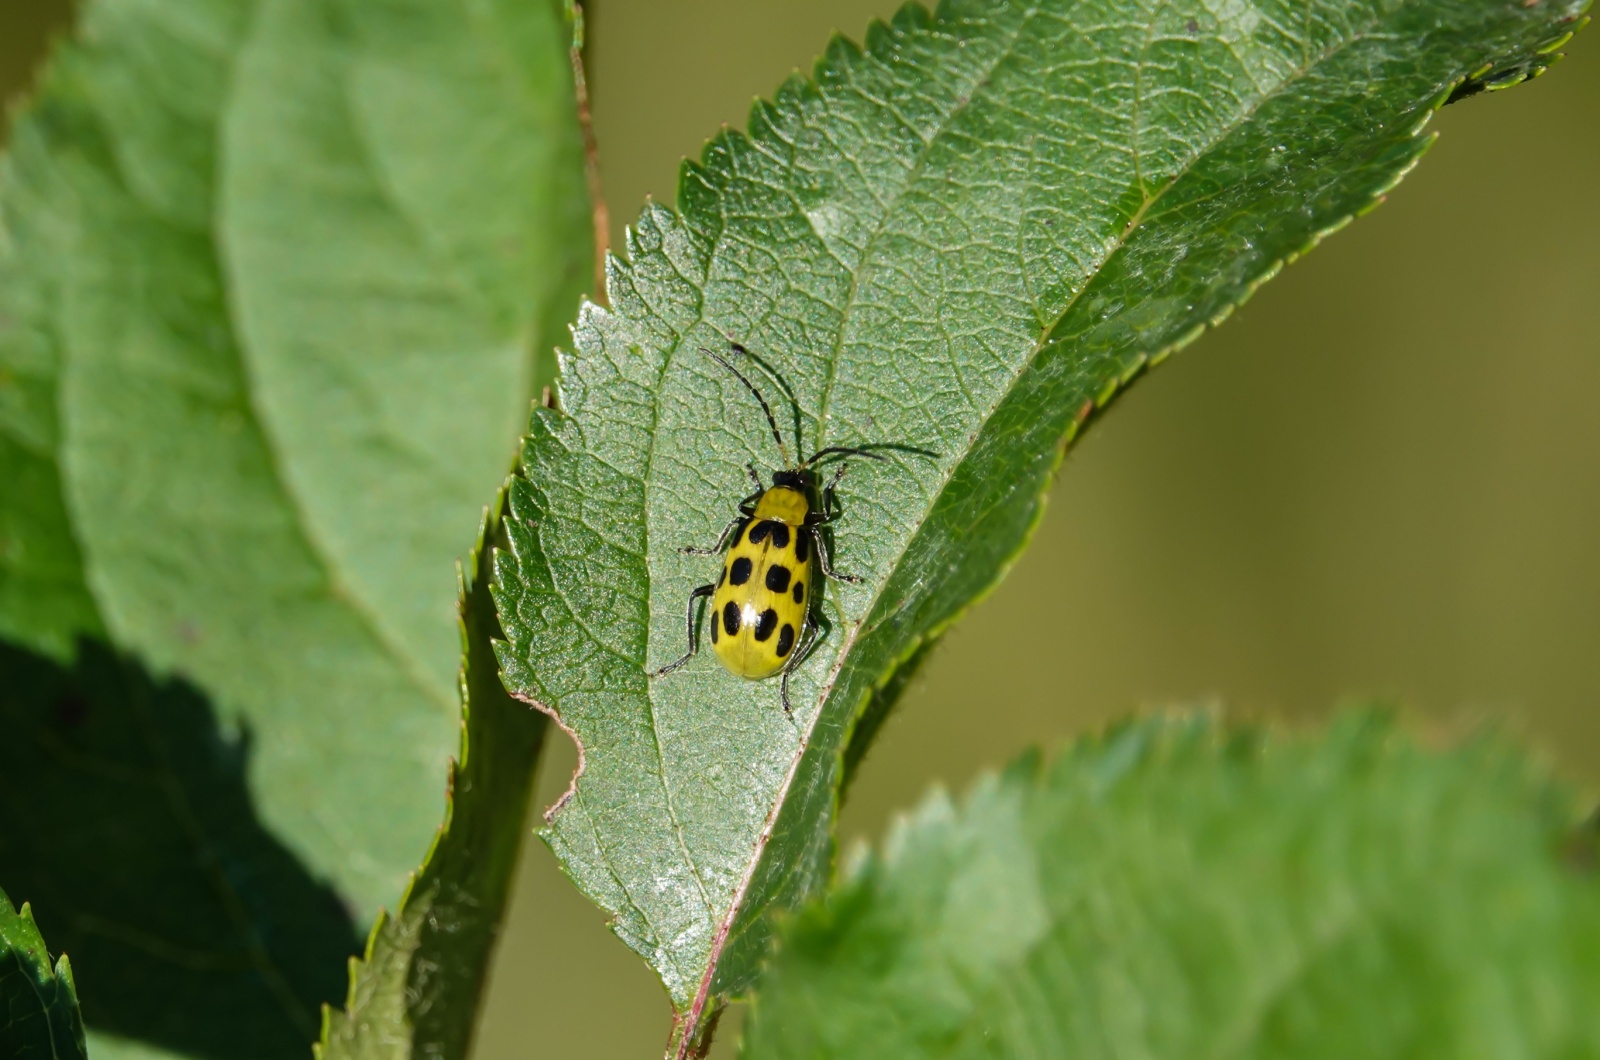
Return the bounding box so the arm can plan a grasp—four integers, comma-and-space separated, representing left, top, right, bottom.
704, 346, 791, 467
804, 446, 890, 467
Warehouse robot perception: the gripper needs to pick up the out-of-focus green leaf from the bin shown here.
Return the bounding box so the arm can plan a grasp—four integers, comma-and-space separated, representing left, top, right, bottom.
0, 886, 87, 1060
490, 0, 1586, 1051
317, 484, 548, 1060
221, 0, 595, 691
743, 712, 1600, 1058
0, 0, 590, 1054
0, 638, 361, 1059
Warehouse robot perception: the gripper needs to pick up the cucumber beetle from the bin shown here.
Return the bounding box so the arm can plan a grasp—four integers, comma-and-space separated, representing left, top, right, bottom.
651, 344, 890, 713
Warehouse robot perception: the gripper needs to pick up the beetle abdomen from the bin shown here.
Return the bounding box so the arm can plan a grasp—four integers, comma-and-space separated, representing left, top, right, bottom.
710, 502, 810, 680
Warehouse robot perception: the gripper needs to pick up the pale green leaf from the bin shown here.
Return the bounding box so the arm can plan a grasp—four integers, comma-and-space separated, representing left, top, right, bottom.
743, 713, 1600, 1058
0, 0, 589, 1053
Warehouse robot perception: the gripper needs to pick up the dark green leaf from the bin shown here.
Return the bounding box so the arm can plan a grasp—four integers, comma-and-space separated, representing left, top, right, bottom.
490, 0, 1586, 1051
0, 640, 360, 1058
0, 887, 87, 1060
743, 712, 1600, 1058
0, 0, 590, 1054
317, 485, 548, 1060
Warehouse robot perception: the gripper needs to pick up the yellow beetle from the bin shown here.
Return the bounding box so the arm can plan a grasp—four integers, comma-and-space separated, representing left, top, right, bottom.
651, 344, 888, 713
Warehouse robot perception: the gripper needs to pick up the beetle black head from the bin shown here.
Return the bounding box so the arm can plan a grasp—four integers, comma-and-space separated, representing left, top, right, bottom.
770, 468, 807, 490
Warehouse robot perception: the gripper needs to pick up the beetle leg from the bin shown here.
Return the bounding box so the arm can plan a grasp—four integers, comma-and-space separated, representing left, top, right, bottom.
651, 584, 715, 676
747, 461, 765, 492
821, 463, 849, 521
679, 516, 744, 556
778, 622, 821, 716
812, 527, 862, 584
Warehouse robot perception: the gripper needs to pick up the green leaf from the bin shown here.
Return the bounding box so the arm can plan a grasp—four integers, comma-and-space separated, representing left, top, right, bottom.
490, 0, 1587, 1051
316, 484, 548, 1060
0, 887, 87, 1060
742, 712, 1600, 1058
0, 0, 589, 1053
0, 636, 362, 1058
220, 0, 596, 692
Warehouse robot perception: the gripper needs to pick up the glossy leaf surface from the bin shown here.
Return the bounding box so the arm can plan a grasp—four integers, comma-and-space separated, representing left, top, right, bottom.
491, 0, 1586, 1050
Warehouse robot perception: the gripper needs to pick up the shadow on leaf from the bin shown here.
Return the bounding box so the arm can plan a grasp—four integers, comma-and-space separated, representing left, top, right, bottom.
0, 637, 361, 1059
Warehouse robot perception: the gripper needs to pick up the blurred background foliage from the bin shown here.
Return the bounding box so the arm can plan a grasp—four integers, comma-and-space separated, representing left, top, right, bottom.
3, 1, 1596, 1057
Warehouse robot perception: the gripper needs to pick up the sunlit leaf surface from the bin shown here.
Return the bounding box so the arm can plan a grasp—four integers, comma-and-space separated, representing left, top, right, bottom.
491, 0, 1586, 1050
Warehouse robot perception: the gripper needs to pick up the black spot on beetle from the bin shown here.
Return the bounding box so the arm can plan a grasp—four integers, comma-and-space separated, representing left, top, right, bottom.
765, 564, 791, 593
710, 611, 719, 643
746, 521, 770, 545
723, 601, 741, 637
767, 522, 791, 549
792, 581, 804, 604
730, 556, 753, 586
793, 531, 808, 562
754, 608, 778, 642
776, 623, 795, 658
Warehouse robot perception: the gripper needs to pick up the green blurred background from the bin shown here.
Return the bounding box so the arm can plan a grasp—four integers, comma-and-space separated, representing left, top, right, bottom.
4, 1, 1597, 1056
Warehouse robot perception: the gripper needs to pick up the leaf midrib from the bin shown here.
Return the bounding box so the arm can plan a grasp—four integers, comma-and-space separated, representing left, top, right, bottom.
624, 10, 1042, 995
637, 312, 722, 940
35, 0, 456, 720
219, 0, 480, 718
676, 9, 1063, 1039
682, 0, 1418, 1032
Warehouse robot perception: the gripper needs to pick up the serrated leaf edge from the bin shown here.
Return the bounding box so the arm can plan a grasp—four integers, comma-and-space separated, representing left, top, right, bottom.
313, 480, 512, 1057
0, 887, 87, 1060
